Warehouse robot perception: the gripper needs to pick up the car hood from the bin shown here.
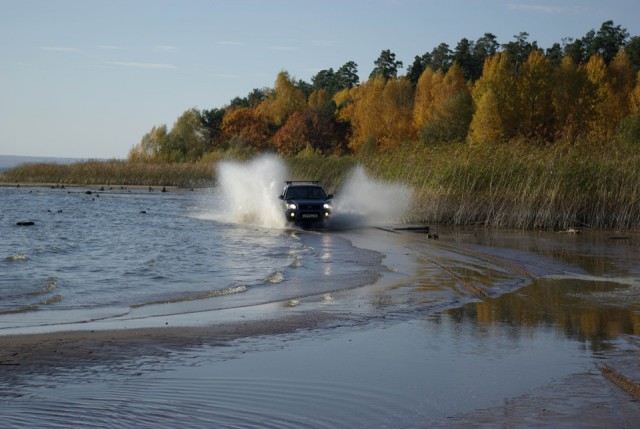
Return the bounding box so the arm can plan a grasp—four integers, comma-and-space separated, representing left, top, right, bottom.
286, 198, 330, 204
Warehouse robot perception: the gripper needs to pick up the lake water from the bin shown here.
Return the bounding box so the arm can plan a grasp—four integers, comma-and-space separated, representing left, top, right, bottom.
0, 185, 383, 332
2, 175, 640, 427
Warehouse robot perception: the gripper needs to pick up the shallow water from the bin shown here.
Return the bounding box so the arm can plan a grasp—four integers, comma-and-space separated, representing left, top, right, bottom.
0, 186, 381, 331
2, 186, 640, 427
1, 315, 594, 428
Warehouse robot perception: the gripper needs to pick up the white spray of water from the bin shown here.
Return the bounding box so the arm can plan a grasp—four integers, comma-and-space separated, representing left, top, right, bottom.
213, 155, 411, 230
217, 155, 288, 229
330, 166, 412, 229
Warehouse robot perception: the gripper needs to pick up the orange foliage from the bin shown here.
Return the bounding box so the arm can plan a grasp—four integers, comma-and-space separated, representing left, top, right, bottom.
221, 107, 270, 149
272, 107, 343, 156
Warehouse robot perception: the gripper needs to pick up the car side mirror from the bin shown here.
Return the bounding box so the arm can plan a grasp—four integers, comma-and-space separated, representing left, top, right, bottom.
278, 195, 284, 200
327, 194, 334, 199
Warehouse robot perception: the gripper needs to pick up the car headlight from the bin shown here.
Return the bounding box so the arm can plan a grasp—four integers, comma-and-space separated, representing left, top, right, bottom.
323, 203, 331, 209
287, 203, 297, 210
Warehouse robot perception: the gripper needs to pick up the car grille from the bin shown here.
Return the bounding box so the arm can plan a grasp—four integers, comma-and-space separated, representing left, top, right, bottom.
301, 204, 320, 210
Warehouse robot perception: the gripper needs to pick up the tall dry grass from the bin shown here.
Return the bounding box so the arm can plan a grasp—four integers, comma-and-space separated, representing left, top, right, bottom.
3, 144, 640, 230
1, 159, 215, 187
286, 154, 357, 194
361, 142, 640, 230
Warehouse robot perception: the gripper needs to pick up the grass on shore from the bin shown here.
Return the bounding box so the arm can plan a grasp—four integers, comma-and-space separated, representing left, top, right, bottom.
0, 159, 215, 188
288, 142, 640, 230
3, 143, 640, 230
419, 143, 638, 230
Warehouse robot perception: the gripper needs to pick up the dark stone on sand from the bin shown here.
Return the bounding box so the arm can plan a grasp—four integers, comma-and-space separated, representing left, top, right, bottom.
85, 191, 92, 195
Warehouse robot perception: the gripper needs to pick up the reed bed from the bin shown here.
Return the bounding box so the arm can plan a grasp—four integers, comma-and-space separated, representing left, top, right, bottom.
362, 143, 640, 230
287, 154, 357, 193
1, 159, 215, 188
3, 144, 640, 230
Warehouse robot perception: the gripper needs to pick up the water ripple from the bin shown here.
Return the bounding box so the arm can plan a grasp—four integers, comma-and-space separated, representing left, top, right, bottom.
3, 376, 418, 428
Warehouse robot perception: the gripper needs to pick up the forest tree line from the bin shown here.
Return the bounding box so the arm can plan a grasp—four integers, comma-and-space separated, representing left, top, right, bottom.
128, 21, 640, 163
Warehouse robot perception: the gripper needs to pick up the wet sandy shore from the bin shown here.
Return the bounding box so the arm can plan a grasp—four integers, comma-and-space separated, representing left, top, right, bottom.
0, 312, 334, 370
2, 227, 640, 427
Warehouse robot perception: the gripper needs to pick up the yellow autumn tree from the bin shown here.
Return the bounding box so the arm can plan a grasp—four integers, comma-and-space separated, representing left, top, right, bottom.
257, 71, 306, 127
413, 68, 444, 130
417, 64, 472, 143
469, 53, 518, 145
583, 54, 612, 141
517, 50, 555, 141
308, 88, 332, 110
333, 86, 355, 112
583, 51, 633, 142
335, 76, 385, 153
552, 57, 597, 142
355, 76, 386, 152
377, 77, 415, 150
607, 49, 633, 124
338, 76, 415, 153
332, 85, 358, 147
468, 88, 504, 146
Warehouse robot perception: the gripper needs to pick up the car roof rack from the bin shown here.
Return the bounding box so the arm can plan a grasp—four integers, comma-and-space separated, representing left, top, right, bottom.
285, 180, 319, 185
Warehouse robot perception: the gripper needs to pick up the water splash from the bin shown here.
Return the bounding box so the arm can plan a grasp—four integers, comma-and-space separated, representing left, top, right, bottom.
39, 294, 63, 306
329, 166, 412, 229
289, 255, 302, 268
217, 155, 288, 229
28, 277, 58, 296
265, 271, 285, 284
213, 156, 412, 230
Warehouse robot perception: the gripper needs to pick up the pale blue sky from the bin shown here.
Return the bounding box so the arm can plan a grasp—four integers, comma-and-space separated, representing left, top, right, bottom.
1, 0, 639, 158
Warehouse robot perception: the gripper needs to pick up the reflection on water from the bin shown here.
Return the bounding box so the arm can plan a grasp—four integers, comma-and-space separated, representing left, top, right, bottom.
442, 228, 640, 278
446, 277, 640, 352
364, 227, 640, 356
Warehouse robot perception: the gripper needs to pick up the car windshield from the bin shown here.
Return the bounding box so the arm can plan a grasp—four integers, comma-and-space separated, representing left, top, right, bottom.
285, 186, 327, 200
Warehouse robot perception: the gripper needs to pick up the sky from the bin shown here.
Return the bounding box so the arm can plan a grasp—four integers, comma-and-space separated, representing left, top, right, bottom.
1, 0, 639, 159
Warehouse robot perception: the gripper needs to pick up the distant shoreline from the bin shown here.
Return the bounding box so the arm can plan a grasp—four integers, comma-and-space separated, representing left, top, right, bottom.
0, 182, 195, 192
0, 154, 94, 172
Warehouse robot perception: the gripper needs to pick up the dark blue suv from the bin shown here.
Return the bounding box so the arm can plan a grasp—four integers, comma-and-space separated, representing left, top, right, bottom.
279, 181, 333, 223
